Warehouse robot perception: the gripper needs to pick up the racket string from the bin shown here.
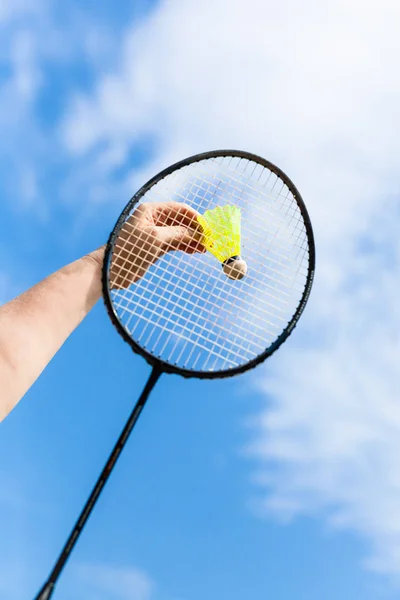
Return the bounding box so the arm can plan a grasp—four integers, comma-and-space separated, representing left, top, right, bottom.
108, 156, 311, 372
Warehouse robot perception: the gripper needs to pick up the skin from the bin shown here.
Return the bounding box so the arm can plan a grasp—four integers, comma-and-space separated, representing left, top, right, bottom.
0, 201, 204, 423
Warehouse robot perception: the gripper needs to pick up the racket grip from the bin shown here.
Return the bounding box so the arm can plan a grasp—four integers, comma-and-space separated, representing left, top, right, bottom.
33, 581, 54, 600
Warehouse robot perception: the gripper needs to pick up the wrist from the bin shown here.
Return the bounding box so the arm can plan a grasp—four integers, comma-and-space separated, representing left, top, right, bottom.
86, 245, 106, 267
80, 246, 106, 307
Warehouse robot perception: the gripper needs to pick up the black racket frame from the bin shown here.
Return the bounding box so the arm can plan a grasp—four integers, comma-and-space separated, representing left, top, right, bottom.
103, 149, 315, 379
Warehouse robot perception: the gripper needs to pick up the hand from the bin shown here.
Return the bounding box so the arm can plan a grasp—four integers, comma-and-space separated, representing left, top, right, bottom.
109, 201, 205, 289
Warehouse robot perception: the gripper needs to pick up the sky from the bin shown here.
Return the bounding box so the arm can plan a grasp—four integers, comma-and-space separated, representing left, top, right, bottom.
1, 0, 400, 598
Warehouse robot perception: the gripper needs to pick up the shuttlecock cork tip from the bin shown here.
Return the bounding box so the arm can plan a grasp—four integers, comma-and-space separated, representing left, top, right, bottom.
222, 256, 247, 281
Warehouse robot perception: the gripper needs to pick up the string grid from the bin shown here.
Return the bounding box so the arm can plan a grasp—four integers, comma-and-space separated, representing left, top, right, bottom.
108, 156, 311, 373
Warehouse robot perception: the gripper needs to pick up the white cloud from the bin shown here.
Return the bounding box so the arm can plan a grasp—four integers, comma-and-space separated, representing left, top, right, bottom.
60, 0, 400, 577
0, 5, 52, 213
74, 563, 155, 600
246, 199, 400, 576
0, 0, 41, 24
10, 29, 43, 100
0, 0, 127, 215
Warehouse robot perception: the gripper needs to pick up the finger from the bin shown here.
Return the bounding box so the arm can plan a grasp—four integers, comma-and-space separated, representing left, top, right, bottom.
152, 202, 201, 229
179, 238, 207, 254
185, 244, 207, 254
156, 225, 204, 253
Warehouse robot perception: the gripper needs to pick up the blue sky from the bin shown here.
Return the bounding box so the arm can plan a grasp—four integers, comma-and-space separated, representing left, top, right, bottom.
2, 0, 400, 599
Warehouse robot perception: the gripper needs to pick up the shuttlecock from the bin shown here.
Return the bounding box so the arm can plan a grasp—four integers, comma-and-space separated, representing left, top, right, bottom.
197, 205, 247, 281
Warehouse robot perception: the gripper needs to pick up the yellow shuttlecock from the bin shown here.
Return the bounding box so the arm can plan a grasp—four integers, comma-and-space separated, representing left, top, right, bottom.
197, 205, 247, 280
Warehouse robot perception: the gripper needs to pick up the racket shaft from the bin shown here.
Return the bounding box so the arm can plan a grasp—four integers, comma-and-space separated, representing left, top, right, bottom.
33, 367, 161, 599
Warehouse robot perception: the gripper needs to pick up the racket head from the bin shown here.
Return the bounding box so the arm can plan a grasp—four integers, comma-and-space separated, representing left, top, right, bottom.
102, 149, 315, 379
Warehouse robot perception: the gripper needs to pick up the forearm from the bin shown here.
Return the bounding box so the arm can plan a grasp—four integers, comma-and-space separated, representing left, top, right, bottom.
0, 246, 105, 421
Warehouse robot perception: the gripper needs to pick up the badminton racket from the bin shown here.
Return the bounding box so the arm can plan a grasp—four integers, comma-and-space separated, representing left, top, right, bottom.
34, 149, 315, 599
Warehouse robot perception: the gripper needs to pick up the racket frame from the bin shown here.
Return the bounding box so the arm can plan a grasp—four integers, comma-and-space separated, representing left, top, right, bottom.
103, 149, 315, 380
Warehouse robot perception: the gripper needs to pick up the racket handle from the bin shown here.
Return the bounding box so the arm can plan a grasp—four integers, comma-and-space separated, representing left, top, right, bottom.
33, 582, 54, 600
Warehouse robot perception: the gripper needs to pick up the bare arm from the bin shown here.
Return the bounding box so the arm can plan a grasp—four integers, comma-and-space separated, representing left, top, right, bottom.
0, 201, 204, 422
0, 247, 105, 422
